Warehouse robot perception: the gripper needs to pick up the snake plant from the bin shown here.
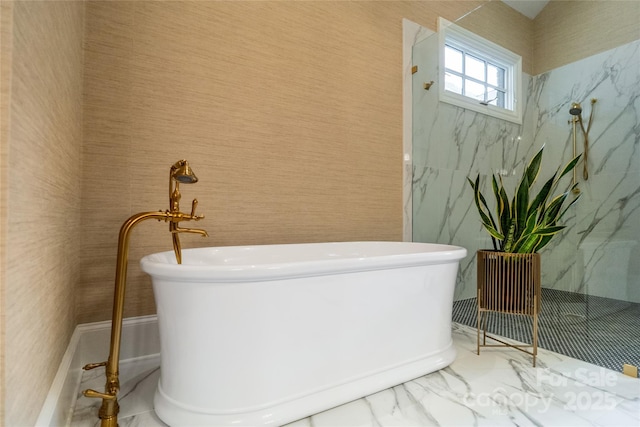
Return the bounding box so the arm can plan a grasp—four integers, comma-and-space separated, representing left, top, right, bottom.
468, 146, 581, 253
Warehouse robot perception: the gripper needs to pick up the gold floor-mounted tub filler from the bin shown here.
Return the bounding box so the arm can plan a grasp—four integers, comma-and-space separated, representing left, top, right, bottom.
476, 250, 541, 367
82, 160, 208, 427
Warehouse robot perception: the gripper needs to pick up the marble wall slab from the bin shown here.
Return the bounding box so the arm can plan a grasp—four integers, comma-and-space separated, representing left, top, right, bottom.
411, 33, 526, 300
524, 39, 640, 303
412, 37, 639, 302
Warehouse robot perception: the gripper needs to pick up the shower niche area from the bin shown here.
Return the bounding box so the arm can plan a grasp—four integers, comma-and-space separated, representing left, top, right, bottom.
411, 3, 639, 372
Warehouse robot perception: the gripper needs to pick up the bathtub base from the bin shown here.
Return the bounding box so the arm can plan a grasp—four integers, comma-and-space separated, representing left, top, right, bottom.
154, 342, 456, 426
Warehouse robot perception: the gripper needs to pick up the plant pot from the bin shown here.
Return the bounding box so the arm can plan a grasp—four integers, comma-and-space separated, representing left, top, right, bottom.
476, 250, 541, 315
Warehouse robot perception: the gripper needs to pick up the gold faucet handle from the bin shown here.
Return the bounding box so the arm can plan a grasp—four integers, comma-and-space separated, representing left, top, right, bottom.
83, 361, 107, 370
190, 199, 204, 220
83, 389, 116, 400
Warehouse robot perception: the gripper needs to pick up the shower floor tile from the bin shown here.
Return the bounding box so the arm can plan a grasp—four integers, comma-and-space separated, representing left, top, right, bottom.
71, 323, 639, 427
452, 288, 640, 372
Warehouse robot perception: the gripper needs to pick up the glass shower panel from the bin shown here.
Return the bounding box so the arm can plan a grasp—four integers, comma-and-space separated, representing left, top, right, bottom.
521, 39, 640, 370
412, 1, 639, 374
411, 33, 442, 245
412, 31, 523, 302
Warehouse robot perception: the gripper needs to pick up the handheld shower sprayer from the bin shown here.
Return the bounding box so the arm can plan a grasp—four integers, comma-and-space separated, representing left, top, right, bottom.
569, 99, 596, 192
570, 100, 596, 177
569, 104, 582, 194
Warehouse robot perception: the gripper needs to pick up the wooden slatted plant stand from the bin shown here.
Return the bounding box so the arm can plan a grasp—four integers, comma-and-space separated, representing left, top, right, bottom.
477, 250, 541, 366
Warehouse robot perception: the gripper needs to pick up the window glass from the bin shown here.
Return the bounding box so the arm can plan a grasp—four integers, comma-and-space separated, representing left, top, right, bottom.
465, 54, 485, 82
445, 46, 463, 73
444, 72, 463, 94
465, 79, 485, 102
487, 64, 505, 87
438, 18, 522, 124
486, 88, 506, 107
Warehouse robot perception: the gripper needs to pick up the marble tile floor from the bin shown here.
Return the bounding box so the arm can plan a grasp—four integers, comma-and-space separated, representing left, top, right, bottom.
71, 324, 640, 427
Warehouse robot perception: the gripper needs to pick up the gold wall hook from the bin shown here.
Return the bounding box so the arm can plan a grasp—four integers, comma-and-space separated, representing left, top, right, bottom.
424, 81, 434, 90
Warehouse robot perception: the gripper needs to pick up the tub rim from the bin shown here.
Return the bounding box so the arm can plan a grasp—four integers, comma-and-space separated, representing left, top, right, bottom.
140, 241, 467, 283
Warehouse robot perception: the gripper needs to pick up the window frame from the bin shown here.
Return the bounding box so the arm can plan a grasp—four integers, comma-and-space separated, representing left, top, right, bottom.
438, 18, 523, 124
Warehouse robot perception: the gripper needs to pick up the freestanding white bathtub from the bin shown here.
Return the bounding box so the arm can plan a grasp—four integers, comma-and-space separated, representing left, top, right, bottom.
140, 241, 466, 426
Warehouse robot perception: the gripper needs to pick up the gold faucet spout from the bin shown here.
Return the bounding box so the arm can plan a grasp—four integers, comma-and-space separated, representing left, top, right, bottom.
170, 223, 208, 264
172, 226, 209, 237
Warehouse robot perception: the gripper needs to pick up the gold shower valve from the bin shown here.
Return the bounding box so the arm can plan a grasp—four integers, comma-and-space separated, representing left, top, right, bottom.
167, 209, 205, 223
151, 207, 204, 223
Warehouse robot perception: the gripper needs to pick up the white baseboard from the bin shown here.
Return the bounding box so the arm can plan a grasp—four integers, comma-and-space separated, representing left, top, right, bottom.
35, 315, 160, 427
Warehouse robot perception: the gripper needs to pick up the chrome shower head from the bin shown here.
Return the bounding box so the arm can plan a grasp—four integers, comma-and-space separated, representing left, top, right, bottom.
569, 102, 582, 116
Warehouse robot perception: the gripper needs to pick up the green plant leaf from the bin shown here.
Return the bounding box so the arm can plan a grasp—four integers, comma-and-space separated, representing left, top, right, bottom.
529, 173, 556, 223
497, 176, 511, 237
469, 176, 503, 247
491, 175, 503, 228
511, 212, 538, 252
543, 191, 570, 226
472, 177, 496, 228
467, 146, 580, 253
542, 153, 581, 219
514, 172, 530, 240
558, 154, 582, 180
516, 234, 543, 253
533, 225, 566, 235
533, 235, 553, 252
470, 176, 494, 220
467, 176, 476, 191
525, 146, 544, 188
503, 222, 516, 252
557, 191, 581, 221
484, 224, 506, 242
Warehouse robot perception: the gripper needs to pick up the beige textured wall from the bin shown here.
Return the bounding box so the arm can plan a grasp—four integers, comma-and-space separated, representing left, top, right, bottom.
534, 0, 640, 74
447, 0, 640, 77
4, 1, 84, 425
0, 1, 12, 421
1, 0, 636, 421
455, 0, 534, 74
79, 0, 484, 323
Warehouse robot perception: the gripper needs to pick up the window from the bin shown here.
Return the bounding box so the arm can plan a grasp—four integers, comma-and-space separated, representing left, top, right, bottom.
438, 18, 522, 124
